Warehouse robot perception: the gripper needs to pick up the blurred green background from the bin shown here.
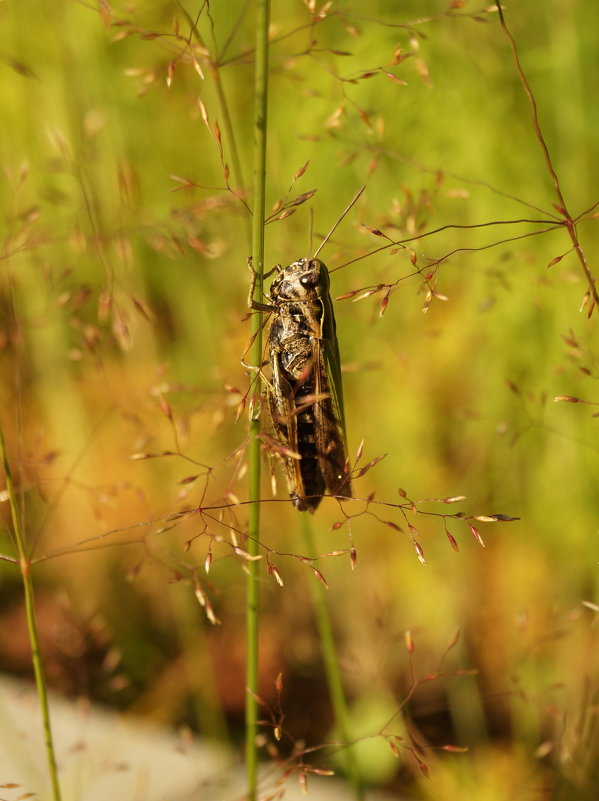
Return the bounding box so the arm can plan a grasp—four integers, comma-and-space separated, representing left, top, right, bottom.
1, 1, 598, 799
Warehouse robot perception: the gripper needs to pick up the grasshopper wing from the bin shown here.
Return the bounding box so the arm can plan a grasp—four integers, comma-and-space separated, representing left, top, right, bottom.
313, 272, 352, 500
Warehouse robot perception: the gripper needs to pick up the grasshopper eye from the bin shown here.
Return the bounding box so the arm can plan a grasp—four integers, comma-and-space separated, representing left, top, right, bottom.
300, 270, 320, 288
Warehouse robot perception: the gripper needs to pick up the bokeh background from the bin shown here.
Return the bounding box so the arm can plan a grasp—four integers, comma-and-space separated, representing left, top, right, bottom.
1, 1, 598, 799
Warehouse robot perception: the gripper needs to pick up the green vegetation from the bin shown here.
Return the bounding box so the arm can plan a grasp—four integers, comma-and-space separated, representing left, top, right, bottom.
1, 1, 598, 799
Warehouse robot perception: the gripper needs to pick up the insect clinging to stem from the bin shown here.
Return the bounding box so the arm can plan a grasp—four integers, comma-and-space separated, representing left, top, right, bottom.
250, 188, 364, 511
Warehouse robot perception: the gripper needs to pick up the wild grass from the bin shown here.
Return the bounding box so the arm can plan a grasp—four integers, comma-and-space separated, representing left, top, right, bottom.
1, 1, 598, 800
246, 1, 270, 797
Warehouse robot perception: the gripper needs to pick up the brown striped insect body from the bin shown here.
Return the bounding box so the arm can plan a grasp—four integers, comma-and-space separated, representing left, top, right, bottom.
265, 258, 352, 511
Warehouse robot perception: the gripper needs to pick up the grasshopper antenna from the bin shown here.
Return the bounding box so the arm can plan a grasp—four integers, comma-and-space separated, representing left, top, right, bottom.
313, 186, 366, 258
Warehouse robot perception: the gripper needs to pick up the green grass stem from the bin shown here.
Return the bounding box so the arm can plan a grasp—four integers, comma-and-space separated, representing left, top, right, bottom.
179, 3, 251, 245
301, 515, 364, 801
0, 426, 63, 801
245, 0, 271, 798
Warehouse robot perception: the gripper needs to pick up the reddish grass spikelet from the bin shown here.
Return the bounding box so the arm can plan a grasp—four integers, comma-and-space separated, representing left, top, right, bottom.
355, 438, 365, 461
379, 293, 389, 317
413, 540, 426, 564
198, 98, 209, 127
361, 224, 386, 237
587, 298, 596, 319
275, 672, 283, 694
235, 396, 246, 422
178, 474, 199, 486
268, 563, 284, 587
392, 45, 413, 65
405, 630, 414, 653
468, 524, 485, 547
205, 601, 220, 626
194, 581, 207, 608
234, 546, 262, 561
547, 253, 566, 268
388, 739, 402, 758
441, 744, 469, 753
446, 531, 459, 551
416, 757, 430, 778
132, 295, 155, 322
357, 453, 386, 477
383, 70, 408, 86
169, 174, 197, 191
166, 60, 175, 88
288, 189, 317, 207
294, 160, 310, 180
213, 119, 222, 146
384, 520, 403, 532
352, 287, 382, 302
553, 395, 582, 403
358, 108, 372, 129
580, 290, 591, 312
299, 772, 308, 795
350, 546, 357, 570
191, 56, 205, 80
311, 567, 329, 589
336, 289, 361, 301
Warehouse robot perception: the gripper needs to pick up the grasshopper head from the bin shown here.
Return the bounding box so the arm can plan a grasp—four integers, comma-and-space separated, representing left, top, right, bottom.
271, 258, 330, 302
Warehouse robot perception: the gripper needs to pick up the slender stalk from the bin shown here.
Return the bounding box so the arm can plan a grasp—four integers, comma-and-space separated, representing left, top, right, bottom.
180, 4, 252, 244
301, 515, 364, 801
0, 426, 63, 801
246, 0, 270, 798
494, 1, 599, 308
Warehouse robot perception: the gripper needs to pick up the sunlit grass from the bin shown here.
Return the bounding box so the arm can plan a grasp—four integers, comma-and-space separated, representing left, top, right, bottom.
1, 0, 598, 798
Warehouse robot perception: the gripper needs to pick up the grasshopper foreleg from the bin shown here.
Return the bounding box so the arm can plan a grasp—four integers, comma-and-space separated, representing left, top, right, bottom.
247, 257, 279, 313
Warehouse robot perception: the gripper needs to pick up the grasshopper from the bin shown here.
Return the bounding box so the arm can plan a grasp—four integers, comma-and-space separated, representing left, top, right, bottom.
251, 257, 352, 511
249, 189, 363, 511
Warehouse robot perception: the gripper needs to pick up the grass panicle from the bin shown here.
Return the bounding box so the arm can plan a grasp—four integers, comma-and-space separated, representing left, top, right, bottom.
0, 2, 598, 799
